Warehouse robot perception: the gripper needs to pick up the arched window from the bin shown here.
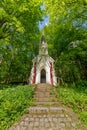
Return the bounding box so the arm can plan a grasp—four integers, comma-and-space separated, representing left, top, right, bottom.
40, 69, 46, 83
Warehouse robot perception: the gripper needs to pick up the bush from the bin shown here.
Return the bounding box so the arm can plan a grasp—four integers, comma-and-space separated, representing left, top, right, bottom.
55, 81, 87, 125
0, 85, 34, 130
75, 80, 87, 91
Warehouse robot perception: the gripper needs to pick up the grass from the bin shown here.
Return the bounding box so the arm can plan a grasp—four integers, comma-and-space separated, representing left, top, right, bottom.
0, 81, 87, 129
55, 81, 87, 125
0, 84, 34, 130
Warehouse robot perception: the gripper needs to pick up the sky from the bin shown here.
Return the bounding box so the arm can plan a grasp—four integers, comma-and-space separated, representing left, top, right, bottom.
39, 4, 49, 30
39, 16, 49, 30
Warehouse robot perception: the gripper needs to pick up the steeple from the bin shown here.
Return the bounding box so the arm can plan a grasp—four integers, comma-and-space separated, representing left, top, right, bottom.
41, 31, 46, 43
39, 32, 48, 55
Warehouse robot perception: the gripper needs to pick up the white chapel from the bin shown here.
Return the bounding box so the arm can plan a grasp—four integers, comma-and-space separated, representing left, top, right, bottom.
29, 33, 57, 85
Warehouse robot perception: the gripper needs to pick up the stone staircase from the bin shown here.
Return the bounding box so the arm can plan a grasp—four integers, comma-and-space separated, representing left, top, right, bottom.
9, 83, 85, 130
33, 83, 57, 106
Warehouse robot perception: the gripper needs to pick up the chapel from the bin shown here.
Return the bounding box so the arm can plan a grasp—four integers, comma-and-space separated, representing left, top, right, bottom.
29, 33, 57, 85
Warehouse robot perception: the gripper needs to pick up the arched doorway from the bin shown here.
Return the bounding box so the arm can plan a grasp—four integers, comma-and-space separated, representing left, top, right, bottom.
40, 69, 46, 83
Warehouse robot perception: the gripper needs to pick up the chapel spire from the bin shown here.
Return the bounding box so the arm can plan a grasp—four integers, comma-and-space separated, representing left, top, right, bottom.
41, 30, 46, 43
39, 31, 48, 55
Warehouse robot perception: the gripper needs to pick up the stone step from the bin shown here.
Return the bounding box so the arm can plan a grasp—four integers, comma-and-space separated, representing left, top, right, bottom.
34, 97, 56, 102
35, 87, 52, 92
33, 102, 62, 106
34, 97, 49, 102
35, 91, 50, 95
34, 94, 50, 98
27, 106, 65, 114
34, 92, 50, 98
34, 95, 55, 99
35, 83, 52, 92
36, 83, 52, 87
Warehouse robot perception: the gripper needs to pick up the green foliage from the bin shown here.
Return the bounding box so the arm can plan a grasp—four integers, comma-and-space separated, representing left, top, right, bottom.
0, 0, 43, 84
0, 85, 34, 130
79, 112, 87, 124
44, 0, 87, 82
55, 81, 87, 124
55, 41, 87, 82
0, 0, 87, 83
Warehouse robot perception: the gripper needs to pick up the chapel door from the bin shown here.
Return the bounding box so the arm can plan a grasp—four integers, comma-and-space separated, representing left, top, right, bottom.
41, 69, 46, 83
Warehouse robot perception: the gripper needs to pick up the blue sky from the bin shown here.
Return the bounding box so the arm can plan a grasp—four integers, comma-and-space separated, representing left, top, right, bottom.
39, 16, 49, 30
39, 4, 49, 30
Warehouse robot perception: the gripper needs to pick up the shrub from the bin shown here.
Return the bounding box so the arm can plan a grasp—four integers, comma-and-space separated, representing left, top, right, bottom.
55, 81, 87, 125
0, 85, 34, 130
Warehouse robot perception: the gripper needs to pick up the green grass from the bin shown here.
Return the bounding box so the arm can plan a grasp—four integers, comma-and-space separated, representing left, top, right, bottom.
55, 81, 87, 125
0, 84, 34, 130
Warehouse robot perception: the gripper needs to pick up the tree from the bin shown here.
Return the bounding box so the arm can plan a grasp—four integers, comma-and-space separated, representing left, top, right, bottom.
0, 0, 43, 83
44, 0, 87, 82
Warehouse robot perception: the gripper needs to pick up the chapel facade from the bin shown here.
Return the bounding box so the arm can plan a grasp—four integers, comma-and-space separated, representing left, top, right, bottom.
29, 33, 57, 85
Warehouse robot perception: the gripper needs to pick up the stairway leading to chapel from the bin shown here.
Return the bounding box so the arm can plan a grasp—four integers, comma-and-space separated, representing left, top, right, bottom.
9, 83, 85, 130
33, 83, 57, 105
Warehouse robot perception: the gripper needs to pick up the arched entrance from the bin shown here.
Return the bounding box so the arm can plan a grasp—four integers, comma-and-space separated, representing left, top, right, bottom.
40, 69, 46, 83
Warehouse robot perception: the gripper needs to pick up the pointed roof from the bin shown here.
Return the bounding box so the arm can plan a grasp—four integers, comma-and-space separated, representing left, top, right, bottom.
41, 31, 46, 43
